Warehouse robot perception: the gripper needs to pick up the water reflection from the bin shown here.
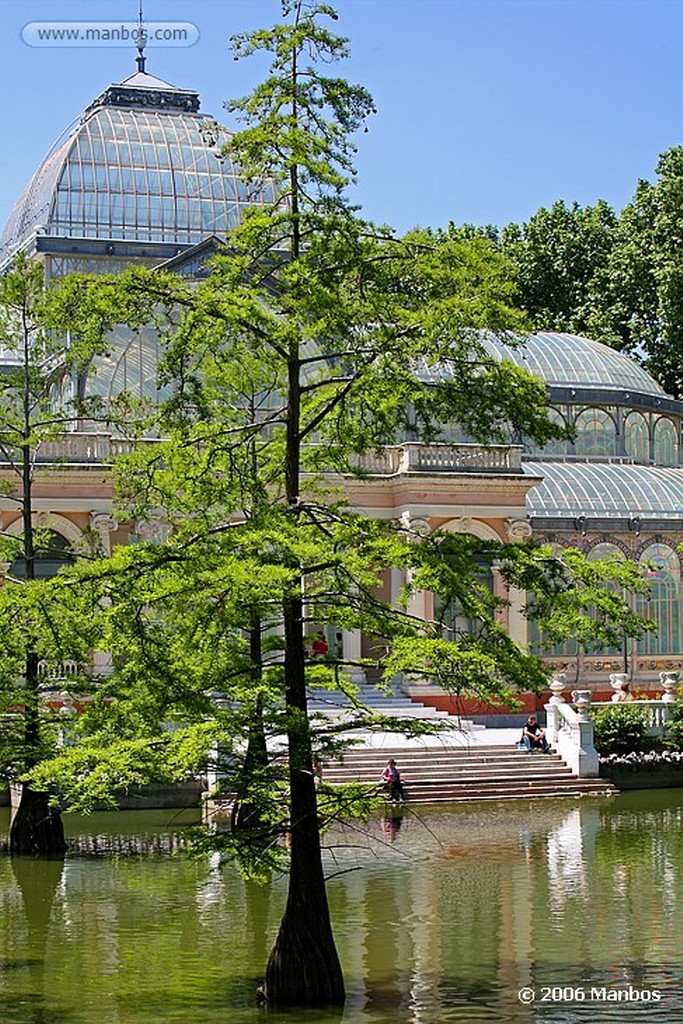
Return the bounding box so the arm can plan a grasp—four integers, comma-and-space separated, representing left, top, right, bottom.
0, 795, 681, 1023
0, 855, 66, 1024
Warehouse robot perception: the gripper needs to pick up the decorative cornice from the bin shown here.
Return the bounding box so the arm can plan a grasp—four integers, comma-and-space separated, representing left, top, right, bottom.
86, 84, 200, 115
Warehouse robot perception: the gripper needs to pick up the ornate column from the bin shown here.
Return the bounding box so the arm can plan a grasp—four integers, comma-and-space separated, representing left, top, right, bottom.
570, 689, 599, 778
342, 629, 366, 685
89, 512, 118, 678
90, 511, 118, 556
401, 512, 431, 623
660, 670, 679, 704
506, 518, 533, 647
660, 670, 679, 723
135, 512, 171, 544
546, 673, 566, 744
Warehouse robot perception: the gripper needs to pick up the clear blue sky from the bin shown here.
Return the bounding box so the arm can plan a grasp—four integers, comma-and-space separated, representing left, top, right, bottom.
2, 0, 682, 234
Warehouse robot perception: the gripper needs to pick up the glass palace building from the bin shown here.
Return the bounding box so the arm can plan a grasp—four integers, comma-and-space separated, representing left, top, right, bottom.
3, 62, 683, 697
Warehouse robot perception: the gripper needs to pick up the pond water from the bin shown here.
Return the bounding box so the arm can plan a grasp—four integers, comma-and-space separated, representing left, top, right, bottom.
1, 792, 683, 1024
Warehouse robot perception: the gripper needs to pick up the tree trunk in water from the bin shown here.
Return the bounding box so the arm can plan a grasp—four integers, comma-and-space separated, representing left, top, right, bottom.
9, 785, 67, 856
231, 705, 268, 830
232, 623, 269, 831
262, 597, 345, 1006
15, 437, 67, 856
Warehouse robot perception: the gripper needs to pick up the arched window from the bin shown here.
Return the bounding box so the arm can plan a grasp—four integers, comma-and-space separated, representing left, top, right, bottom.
586, 543, 626, 658
528, 544, 578, 658
436, 561, 495, 641
588, 542, 624, 563
10, 531, 74, 580
624, 411, 650, 463
653, 418, 679, 467
637, 544, 682, 655
527, 408, 570, 457
530, 542, 626, 658
574, 408, 616, 458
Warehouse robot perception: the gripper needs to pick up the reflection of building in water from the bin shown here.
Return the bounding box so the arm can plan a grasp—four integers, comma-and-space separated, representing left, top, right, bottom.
1, 800, 683, 1022
546, 807, 589, 912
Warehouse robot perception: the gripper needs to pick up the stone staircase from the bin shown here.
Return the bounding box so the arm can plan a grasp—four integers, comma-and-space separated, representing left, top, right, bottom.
322, 744, 617, 802
307, 680, 482, 730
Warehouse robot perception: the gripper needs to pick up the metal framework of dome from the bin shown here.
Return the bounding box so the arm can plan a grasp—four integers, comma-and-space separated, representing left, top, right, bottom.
482, 332, 666, 398
524, 461, 683, 520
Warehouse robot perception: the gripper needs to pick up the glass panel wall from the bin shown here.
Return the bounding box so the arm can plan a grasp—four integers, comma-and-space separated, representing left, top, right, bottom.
574, 408, 617, 458
653, 418, 679, 467
624, 411, 650, 463
637, 543, 683, 655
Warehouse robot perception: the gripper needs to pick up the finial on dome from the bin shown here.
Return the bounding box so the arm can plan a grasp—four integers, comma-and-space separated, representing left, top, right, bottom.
135, 0, 147, 72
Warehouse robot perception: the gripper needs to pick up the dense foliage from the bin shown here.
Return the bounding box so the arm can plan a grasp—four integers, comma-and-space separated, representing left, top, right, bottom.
592, 704, 651, 755
664, 699, 683, 752
501, 147, 683, 397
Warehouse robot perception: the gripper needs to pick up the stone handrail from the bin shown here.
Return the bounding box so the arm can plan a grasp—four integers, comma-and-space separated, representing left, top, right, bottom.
0, 433, 160, 466
0, 435, 523, 475
590, 699, 673, 735
38, 659, 83, 681
354, 443, 524, 475
545, 672, 680, 777
545, 696, 599, 778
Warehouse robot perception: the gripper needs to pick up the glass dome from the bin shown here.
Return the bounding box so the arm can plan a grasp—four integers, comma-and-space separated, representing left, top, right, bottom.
481, 332, 667, 398
0, 69, 274, 263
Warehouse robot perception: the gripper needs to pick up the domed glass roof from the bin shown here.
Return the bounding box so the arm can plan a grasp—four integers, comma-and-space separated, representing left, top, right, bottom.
481, 331, 667, 398
524, 461, 683, 519
0, 69, 274, 263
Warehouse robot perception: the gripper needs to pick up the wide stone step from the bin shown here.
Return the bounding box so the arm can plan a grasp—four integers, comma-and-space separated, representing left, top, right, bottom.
324, 767, 573, 785
326, 755, 566, 769
389, 782, 614, 798
331, 749, 559, 763
324, 755, 567, 771
321, 740, 619, 803
393, 782, 617, 803
335, 744, 526, 757
307, 688, 455, 719
308, 703, 452, 718
333, 770, 574, 789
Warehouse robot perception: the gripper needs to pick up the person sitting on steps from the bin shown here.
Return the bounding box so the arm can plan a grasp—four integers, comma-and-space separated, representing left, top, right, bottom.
522, 715, 550, 753
381, 758, 406, 802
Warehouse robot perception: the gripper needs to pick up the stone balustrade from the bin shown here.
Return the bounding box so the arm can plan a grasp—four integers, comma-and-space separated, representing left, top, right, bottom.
355, 442, 524, 475
0, 435, 522, 475
545, 671, 680, 777
0, 433, 159, 466
591, 699, 673, 735
546, 690, 599, 778
38, 659, 82, 681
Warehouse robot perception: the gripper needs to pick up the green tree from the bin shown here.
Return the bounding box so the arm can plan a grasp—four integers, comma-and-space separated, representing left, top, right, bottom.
23, 0, 653, 1007
602, 147, 683, 396
501, 199, 619, 339
0, 255, 106, 855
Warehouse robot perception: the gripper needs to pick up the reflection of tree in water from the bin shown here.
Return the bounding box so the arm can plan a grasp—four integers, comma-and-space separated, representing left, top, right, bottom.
10, 854, 66, 1024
